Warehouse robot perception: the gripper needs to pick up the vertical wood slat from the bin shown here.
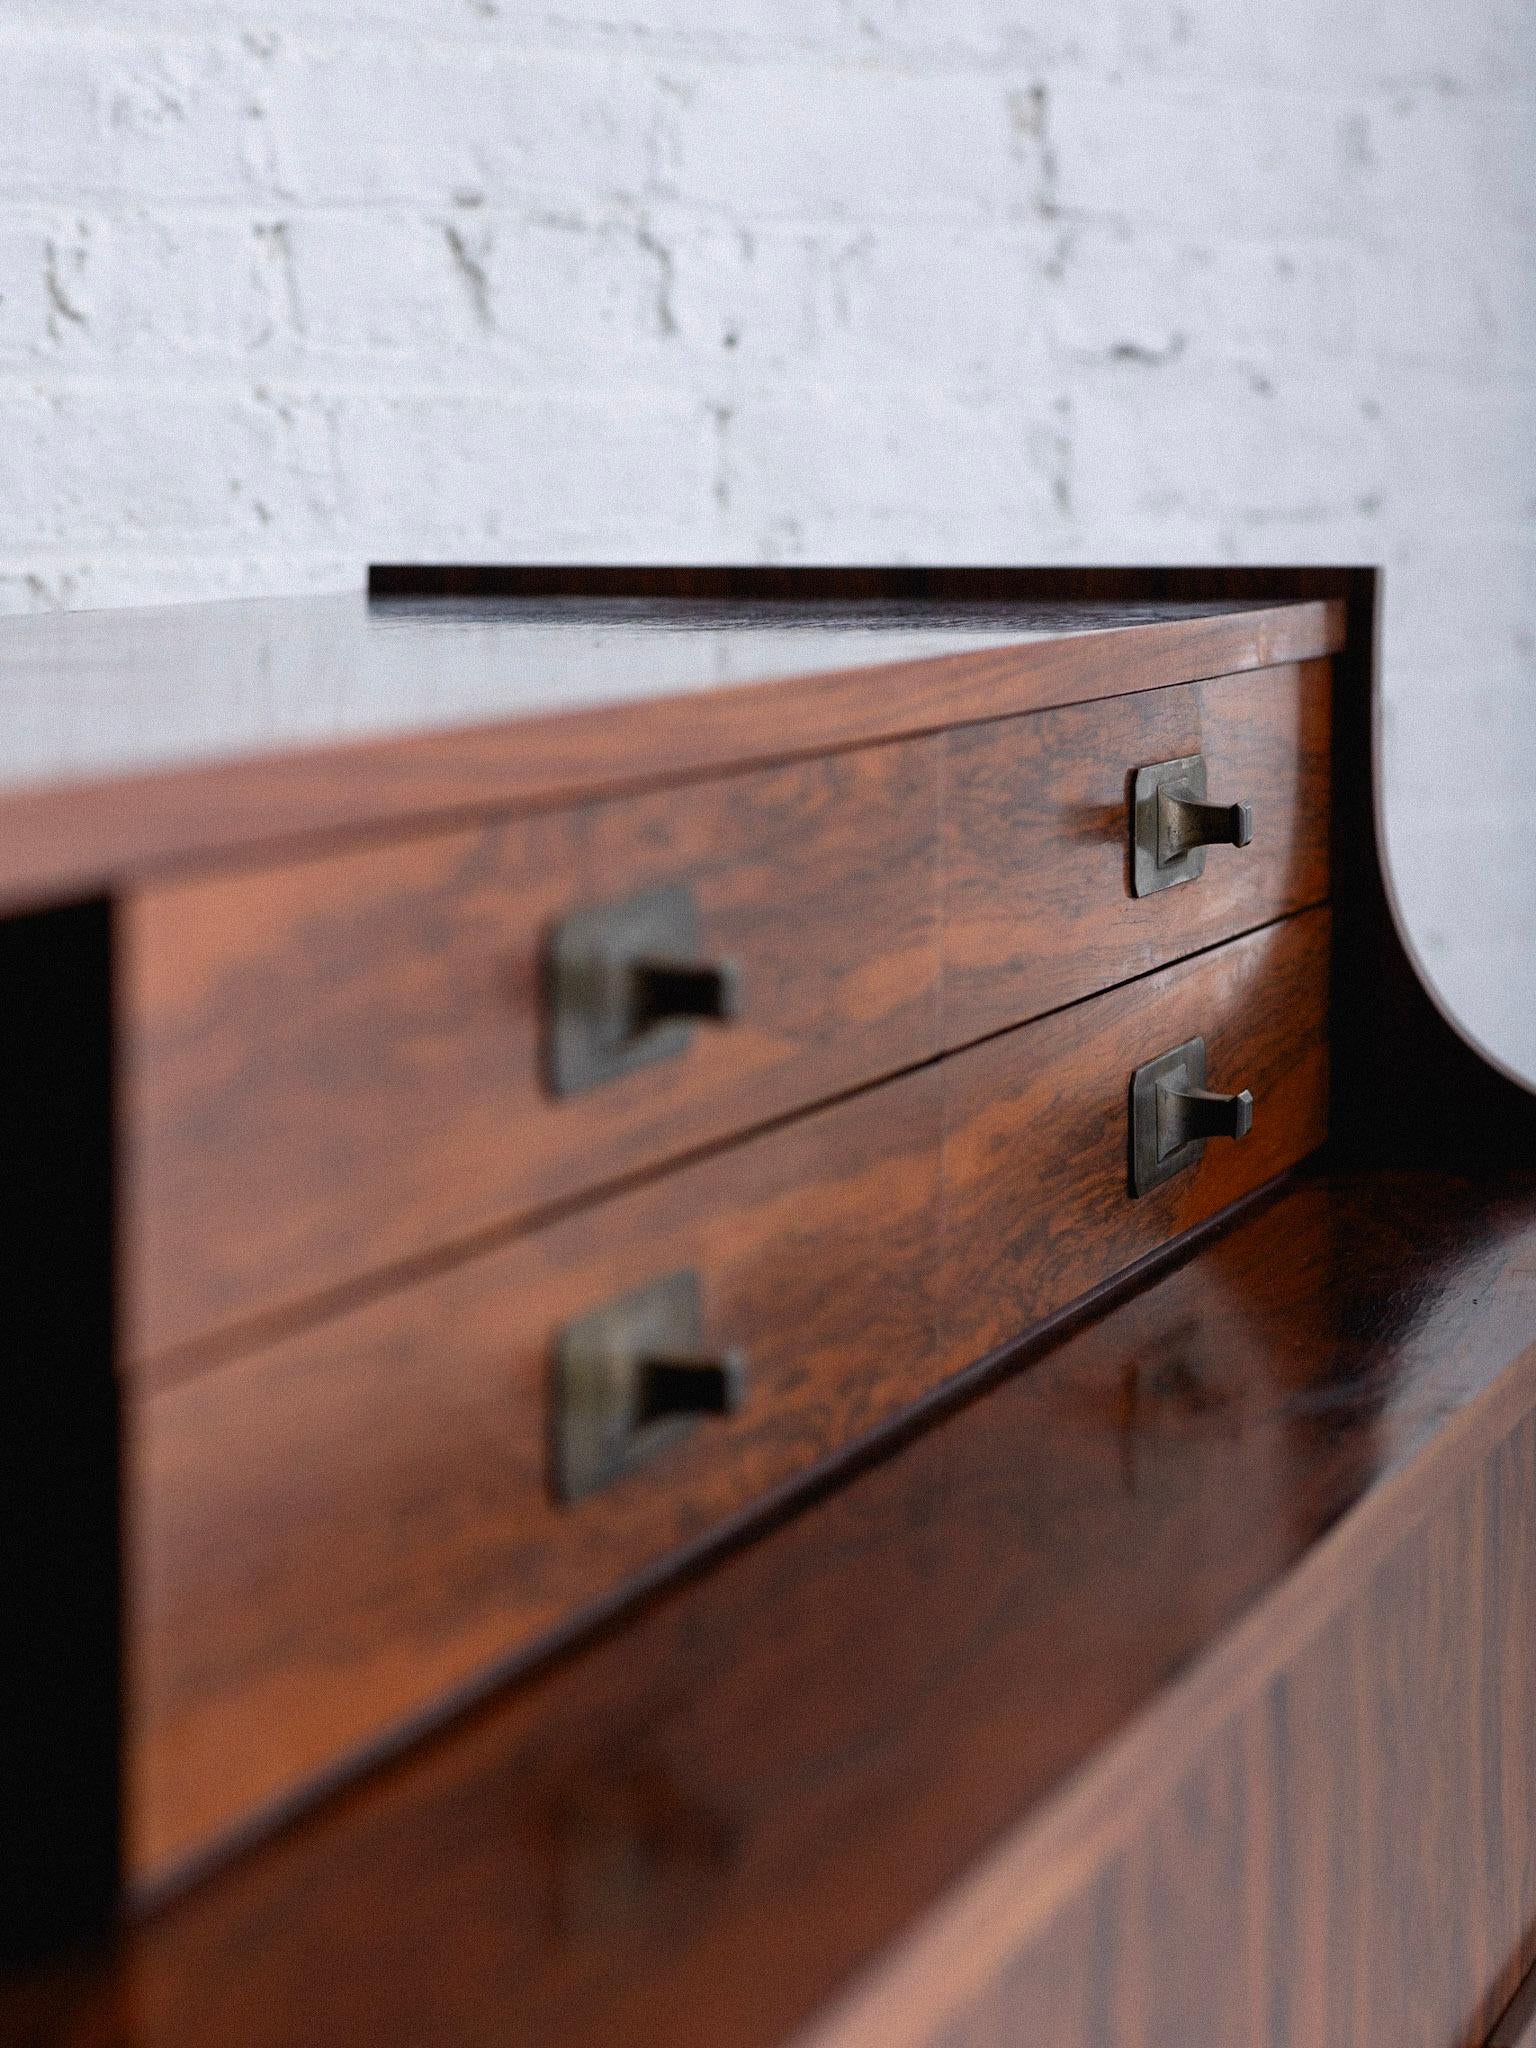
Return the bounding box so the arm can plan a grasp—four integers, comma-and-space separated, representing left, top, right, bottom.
802, 1362, 1536, 2048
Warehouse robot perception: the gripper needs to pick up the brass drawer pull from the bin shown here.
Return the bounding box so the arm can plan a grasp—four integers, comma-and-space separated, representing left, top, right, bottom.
1158, 1077, 1254, 1150
552, 1270, 747, 1503
1131, 1035, 1253, 1195
637, 1352, 744, 1422
544, 883, 742, 1096
1132, 752, 1253, 896
629, 959, 740, 1030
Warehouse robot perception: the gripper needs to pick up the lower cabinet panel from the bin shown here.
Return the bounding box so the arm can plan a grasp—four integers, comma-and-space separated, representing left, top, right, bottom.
127, 908, 1330, 1885
805, 1359, 1536, 2048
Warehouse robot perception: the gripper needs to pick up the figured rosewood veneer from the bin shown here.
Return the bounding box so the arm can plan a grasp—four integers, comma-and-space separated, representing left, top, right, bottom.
0, 580, 1339, 915
0, 573, 1356, 1931
12, 565, 1536, 2048
123, 741, 944, 1363
130, 911, 1328, 1879
12, 1168, 1536, 2048
124, 655, 1330, 1368
941, 656, 1330, 1040
106, 593, 1341, 1880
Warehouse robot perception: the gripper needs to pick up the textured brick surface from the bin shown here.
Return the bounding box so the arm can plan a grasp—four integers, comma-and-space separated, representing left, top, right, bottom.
0, 2, 1532, 1062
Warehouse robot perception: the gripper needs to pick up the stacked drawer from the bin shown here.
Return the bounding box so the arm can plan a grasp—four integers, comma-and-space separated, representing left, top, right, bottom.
122, 651, 1333, 1885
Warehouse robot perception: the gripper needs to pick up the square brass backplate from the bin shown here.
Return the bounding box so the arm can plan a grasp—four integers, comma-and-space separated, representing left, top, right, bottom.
1130, 1035, 1208, 1197
544, 883, 699, 1097
551, 1270, 704, 1504
1131, 753, 1207, 897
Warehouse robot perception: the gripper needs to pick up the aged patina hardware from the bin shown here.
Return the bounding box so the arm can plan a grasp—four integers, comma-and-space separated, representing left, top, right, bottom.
1131, 753, 1254, 897
1130, 1035, 1254, 1196
544, 882, 742, 1096
629, 959, 739, 1029
552, 1270, 746, 1503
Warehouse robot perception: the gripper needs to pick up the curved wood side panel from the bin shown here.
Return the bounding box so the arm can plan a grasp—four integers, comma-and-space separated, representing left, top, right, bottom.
1330, 567, 1536, 1168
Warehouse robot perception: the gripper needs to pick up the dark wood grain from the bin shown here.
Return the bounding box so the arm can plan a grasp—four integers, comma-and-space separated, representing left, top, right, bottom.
126, 906, 1329, 1886
127, 662, 1336, 1371
941, 906, 1330, 1368
368, 565, 1341, 606
124, 740, 941, 1366
7, 565, 1536, 2042
1491, 1964, 1536, 2046
817, 1375, 1536, 2048
15, 1167, 1536, 2047
0, 591, 1342, 917
127, 1061, 947, 1882
941, 657, 1331, 1042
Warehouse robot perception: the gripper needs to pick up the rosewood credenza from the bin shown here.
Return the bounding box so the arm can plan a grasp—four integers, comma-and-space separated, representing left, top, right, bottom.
3, 566, 1534, 2047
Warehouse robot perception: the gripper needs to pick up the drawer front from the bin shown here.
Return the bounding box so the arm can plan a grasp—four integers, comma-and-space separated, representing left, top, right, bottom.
128, 1064, 947, 1882
942, 906, 1331, 1368
941, 659, 1330, 1044
127, 907, 1327, 1887
124, 739, 942, 1363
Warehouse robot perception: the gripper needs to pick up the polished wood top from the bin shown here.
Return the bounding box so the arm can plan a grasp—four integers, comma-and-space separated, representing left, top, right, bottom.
0, 593, 1283, 793
0, 579, 1341, 913
11, 1164, 1536, 2047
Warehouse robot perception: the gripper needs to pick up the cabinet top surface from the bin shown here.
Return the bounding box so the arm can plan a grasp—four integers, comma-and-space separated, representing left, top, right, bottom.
0, 576, 1343, 912
0, 589, 1284, 792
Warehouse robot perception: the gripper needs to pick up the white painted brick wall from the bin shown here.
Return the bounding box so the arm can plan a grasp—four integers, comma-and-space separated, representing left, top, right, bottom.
1, 2, 1533, 1068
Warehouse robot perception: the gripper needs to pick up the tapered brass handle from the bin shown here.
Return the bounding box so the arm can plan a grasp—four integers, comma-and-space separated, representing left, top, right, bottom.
1132, 754, 1254, 896
545, 884, 744, 1095
1131, 1036, 1255, 1195
1156, 1079, 1254, 1155
629, 959, 742, 1031
553, 1272, 749, 1502
1157, 788, 1254, 864
637, 1350, 747, 1424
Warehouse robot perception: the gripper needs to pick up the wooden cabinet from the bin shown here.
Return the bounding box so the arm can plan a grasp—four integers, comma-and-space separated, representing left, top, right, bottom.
129, 908, 1329, 1879
4, 568, 1533, 2048
112, 607, 1341, 1882
124, 655, 1331, 1370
